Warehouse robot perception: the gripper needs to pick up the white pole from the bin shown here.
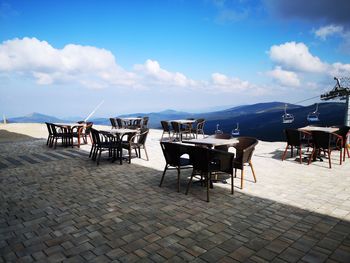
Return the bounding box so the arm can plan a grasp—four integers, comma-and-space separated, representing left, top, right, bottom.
3, 114, 6, 124
84, 100, 104, 122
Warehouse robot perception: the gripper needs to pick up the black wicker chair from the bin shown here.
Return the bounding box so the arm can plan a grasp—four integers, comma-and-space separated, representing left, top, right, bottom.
282, 129, 311, 164
186, 147, 235, 202
159, 142, 193, 192
308, 131, 343, 168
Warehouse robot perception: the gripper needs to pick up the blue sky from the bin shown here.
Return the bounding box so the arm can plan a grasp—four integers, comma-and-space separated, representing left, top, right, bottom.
1, 0, 350, 118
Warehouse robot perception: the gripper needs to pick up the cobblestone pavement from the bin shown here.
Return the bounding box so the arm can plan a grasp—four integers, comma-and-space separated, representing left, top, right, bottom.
0, 135, 350, 262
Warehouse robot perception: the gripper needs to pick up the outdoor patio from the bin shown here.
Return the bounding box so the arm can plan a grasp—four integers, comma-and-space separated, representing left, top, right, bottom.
0, 126, 349, 262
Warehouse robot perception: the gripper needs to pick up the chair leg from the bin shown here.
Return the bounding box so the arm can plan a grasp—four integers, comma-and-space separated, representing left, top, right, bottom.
299, 146, 302, 164
240, 169, 244, 189
144, 146, 149, 161
231, 173, 234, 195
206, 173, 210, 202
282, 145, 289, 161
328, 149, 332, 169
308, 148, 316, 165
249, 161, 257, 183
159, 165, 168, 187
97, 150, 102, 165
185, 171, 195, 195
340, 148, 342, 165
177, 167, 180, 193
89, 145, 94, 158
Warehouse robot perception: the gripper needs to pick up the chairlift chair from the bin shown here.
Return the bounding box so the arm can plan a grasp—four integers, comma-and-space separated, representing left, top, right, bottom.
232, 123, 240, 136
215, 124, 223, 134
282, 104, 294, 124
307, 103, 320, 122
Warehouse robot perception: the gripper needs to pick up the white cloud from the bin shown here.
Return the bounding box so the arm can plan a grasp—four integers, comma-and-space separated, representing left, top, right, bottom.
134, 59, 197, 88
267, 66, 300, 87
0, 37, 137, 88
210, 73, 259, 93
268, 41, 327, 73
0, 37, 267, 95
314, 25, 344, 40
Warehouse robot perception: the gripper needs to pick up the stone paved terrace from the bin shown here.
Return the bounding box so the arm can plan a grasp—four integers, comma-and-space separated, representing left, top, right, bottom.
0, 125, 350, 263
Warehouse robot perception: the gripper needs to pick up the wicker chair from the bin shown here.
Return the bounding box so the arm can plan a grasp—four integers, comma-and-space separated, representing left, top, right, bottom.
195, 118, 205, 138
121, 128, 149, 163
161, 121, 172, 141
90, 128, 119, 165
232, 137, 258, 189
333, 126, 350, 161
110, 118, 118, 128
282, 129, 311, 164
186, 147, 235, 202
159, 141, 193, 192
308, 131, 343, 168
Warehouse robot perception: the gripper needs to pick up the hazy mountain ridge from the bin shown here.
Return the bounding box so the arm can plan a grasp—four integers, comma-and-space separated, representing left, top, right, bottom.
2, 102, 346, 141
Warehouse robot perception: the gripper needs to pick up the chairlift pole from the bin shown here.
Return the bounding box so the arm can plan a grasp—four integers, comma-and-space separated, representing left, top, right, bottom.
321, 77, 350, 144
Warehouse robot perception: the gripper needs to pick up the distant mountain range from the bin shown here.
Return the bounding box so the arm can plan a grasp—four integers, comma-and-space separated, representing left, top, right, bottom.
2, 101, 346, 141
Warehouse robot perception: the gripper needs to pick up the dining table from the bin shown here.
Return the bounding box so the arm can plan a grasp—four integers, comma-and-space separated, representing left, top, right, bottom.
182, 137, 239, 148
298, 125, 339, 133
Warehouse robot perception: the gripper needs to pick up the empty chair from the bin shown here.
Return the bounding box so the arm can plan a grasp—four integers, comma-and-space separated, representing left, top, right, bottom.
142, 117, 149, 128
232, 137, 258, 189
159, 142, 193, 192
121, 128, 149, 163
45, 122, 54, 147
51, 124, 72, 149
90, 128, 119, 165
171, 121, 191, 141
333, 125, 350, 161
282, 129, 311, 164
195, 118, 205, 138
119, 131, 138, 164
308, 131, 343, 168
110, 118, 118, 128
116, 118, 123, 129
186, 147, 235, 202
161, 121, 172, 141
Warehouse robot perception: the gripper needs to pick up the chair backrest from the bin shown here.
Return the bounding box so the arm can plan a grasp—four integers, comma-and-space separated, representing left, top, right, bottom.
116, 118, 123, 129
142, 117, 149, 128
190, 146, 211, 172
133, 119, 142, 128
234, 137, 258, 165
85, 122, 93, 134
90, 128, 100, 145
161, 121, 170, 132
196, 119, 205, 130
45, 122, 53, 135
160, 142, 192, 167
110, 118, 117, 128
311, 131, 331, 149
137, 128, 149, 145
171, 122, 181, 133
334, 126, 350, 144
284, 129, 302, 146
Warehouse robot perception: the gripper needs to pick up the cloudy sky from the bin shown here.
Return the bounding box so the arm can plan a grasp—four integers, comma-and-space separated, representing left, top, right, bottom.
1, 0, 350, 118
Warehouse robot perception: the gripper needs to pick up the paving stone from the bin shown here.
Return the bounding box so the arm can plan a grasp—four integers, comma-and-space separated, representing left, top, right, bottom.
1, 137, 350, 263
